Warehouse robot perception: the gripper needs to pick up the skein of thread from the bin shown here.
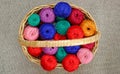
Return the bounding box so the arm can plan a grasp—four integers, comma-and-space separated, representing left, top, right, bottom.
67, 8, 84, 25
55, 20, 70, 35
77, 48, 93, 64
55, 47, 67, 62
82, 42, 95, 51
27, 47, 42, 57
56, 17, 65, 22
39, 23, 56, 40
62, 54, 80, 72
64, 45, 80, 54
41, 55, 57, 71
42, 47, 58, 55
54, 33, 66, 40
23, 26, 39, 41
67, 26, 84, 39
28, 13, 40, 26
54, 2, 72, 18
39, 7, 55, 23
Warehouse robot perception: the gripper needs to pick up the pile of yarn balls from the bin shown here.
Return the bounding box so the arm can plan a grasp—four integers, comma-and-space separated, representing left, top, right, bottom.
23, 2, 97, 72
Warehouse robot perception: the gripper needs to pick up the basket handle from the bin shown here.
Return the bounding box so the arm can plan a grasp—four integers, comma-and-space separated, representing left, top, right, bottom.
18, 31, 101, 47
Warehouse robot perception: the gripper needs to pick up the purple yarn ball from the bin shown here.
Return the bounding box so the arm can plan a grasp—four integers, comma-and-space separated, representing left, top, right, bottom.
39, 7, 55, 23
42, 47, 58, 55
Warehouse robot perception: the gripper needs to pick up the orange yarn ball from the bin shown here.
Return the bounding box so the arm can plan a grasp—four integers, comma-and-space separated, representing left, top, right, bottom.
40, 55, 57, 71
62, 54, 80, 72
80, 20, 96, 37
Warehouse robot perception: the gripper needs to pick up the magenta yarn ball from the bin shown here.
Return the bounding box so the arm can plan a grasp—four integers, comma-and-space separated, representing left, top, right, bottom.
23, 25, 39, 41
42, 47, 58, 55
39, 7, 55, 23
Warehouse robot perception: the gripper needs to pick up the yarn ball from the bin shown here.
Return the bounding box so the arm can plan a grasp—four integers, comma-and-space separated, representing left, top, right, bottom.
54, 2, 72, 18
62, 54, 80, 72
41, 55, 57, 71
67, 8, 84, 25
67, 26, 84, 39
82, 42, 95, 51
64, 45, 80, 54
42, 47, 58, 55
55, 47, 67, 62
27, 47, 42, 57
77, 48, 93, 64
55, 20, 70, 35
80, 20, 96, 37
39, 23, 56, 40
39, 7, 55, 23
54, 33, 66, 40
56, 17, 65, 22
28, 13, 40, 26
23, 26, 39, 41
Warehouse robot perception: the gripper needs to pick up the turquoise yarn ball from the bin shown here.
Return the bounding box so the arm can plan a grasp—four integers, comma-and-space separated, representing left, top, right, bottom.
55, 47, 67, 62
28, 13, 40, 26
55, 20, 70, 35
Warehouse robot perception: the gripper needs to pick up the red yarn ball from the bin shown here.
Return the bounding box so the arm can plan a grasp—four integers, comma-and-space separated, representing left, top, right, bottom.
41, 55, 57, 71
67, 8, 84, 25
54, 33, 66, 40
27, 47, 42, 57
62, 54, 80, 72
67, 26, 84, 39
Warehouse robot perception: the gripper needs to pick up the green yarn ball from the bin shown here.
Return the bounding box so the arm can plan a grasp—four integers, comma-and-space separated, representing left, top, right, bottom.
55, 47, 67, 62
55, 20, 70, 35
56, 17, 65, 21
28, 13, 40, 26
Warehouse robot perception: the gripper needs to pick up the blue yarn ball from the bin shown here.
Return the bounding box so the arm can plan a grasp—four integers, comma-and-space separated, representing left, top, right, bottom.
54, 2, 72, 18
39, 24, 56, 40
64, 46, 81, 54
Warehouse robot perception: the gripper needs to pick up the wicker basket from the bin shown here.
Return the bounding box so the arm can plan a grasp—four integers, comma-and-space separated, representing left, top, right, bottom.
18, 4, 101, 68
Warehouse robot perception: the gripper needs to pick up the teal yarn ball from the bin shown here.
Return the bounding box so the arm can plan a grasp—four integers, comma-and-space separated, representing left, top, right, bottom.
56, 17, 65, 22
55, 20, 70, 35
28, 13, 40, 26
55, 47, 67, 62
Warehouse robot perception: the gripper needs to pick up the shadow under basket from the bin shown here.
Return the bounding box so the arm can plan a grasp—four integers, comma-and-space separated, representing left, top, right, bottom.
18, 4, 101, 68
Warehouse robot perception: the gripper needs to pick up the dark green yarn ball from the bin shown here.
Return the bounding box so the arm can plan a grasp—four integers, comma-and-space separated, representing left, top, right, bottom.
55, 20, 70, 35
28, 13, 40, 26
56, 17, 65, 22
55, 47, 67, 62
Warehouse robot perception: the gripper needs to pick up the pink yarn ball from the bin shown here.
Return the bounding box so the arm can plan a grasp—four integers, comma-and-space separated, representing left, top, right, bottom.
39, 7, 55, 23
82, 42, 95, 51
23, 25, 39, 41
42, 47, 58, 55
77, 48, 93, 64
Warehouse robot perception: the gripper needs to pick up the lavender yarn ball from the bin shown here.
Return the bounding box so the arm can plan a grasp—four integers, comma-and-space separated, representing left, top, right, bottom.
42, 47, 58, 55
39, 8, 55, 23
